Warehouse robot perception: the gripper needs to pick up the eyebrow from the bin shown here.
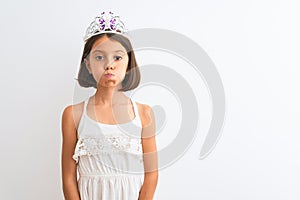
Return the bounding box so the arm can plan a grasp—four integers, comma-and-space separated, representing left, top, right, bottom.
92, 50, 125, 54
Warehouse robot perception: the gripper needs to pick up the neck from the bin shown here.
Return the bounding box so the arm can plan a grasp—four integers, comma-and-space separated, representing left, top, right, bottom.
91, 85, 128, 106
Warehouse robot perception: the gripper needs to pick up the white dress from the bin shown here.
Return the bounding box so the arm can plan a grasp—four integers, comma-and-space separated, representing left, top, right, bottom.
72, 96, 145, 200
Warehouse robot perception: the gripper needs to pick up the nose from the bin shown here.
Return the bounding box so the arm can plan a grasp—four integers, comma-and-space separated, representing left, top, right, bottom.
105, 61, 115, 70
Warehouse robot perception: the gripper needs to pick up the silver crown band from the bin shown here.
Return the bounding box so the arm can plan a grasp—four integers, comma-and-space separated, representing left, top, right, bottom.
83, 11, 127, 42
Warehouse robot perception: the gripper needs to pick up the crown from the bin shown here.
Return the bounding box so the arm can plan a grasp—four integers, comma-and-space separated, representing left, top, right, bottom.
83, 11, 127, 42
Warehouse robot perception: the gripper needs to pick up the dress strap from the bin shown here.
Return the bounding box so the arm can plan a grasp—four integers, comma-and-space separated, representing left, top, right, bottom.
82, 97, 90, 115
83, 96, 140, 124
131, 98, 140, 120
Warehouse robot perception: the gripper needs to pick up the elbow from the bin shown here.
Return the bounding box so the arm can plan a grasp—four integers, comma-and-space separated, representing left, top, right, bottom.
62, 179, 80, 200
139, 171, 158, 200
145, 170, 159, 184
62, 177, 77, 192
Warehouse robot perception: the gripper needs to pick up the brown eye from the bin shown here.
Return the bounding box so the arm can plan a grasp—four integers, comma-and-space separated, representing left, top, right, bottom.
114, 56, 122, 61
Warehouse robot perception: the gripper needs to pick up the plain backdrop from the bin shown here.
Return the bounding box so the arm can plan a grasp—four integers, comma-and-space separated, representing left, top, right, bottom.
1, 0, 300, 199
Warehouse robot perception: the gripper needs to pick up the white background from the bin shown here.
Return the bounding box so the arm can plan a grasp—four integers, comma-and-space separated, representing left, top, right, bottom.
1, 0, 300, 199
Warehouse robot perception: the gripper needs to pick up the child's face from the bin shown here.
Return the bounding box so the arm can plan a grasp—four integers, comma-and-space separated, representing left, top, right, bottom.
84, 35, 129, 89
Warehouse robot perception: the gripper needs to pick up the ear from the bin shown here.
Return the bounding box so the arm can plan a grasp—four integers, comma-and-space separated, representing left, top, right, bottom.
84, 58, 91, 73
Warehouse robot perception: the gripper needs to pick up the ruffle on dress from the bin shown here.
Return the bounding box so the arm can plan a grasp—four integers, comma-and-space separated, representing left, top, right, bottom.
72, 134, 143, 164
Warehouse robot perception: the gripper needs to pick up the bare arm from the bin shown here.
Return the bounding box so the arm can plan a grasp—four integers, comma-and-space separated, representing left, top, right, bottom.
138, 105, 158, 200
61, 105, 81, 200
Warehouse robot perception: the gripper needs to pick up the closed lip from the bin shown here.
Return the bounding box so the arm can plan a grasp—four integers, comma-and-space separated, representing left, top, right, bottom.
104, 73, 115, 76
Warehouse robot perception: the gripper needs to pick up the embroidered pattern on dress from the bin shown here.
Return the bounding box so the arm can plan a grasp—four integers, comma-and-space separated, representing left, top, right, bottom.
72, 134, 143, 164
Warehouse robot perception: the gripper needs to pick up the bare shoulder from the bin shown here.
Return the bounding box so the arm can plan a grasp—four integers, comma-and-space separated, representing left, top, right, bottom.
61, 102, 85, 182
135, 102, 155, 129
62, 101, 85, 131
136, 102, 157, 159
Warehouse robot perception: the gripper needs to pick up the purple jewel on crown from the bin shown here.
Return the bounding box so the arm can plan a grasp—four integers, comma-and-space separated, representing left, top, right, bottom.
83, 11, 126, 41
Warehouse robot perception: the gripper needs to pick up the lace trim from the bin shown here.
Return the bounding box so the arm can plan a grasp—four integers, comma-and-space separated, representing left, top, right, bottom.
72, 134, 143, 163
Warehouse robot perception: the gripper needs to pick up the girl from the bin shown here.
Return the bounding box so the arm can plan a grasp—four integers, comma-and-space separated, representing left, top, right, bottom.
61, 11, 158, 200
